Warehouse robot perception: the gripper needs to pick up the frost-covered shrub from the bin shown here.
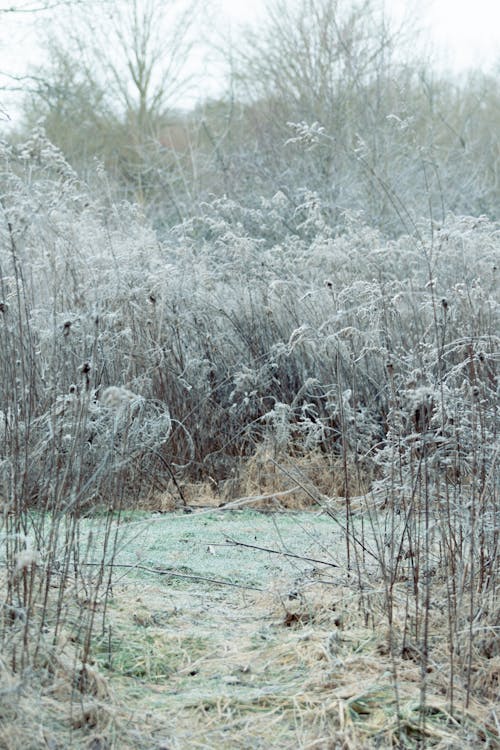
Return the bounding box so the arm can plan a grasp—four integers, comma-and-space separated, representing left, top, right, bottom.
0, 130, 498, 502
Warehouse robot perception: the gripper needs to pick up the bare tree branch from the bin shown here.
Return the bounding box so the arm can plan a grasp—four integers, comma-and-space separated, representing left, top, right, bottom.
0, 0, 82, 12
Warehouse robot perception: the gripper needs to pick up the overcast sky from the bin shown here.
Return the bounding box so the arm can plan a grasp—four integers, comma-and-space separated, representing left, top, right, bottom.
220, 0, 500, 72
413, 0, 500, 71
1, 0, 500, 124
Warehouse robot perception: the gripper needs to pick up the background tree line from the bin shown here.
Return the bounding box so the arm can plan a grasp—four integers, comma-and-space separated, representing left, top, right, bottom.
3, 0, 499, 236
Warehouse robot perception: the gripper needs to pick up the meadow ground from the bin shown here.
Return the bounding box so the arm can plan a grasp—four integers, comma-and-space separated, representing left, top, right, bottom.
2, 503, 497, 750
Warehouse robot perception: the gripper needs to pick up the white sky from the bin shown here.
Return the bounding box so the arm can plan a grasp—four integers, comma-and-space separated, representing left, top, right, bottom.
406, 0, 500, 71
220, 0, 500, 72
1, 0, 500, 123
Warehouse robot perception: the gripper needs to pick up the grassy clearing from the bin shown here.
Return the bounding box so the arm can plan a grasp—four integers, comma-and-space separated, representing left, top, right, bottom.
2, 506, 496, 749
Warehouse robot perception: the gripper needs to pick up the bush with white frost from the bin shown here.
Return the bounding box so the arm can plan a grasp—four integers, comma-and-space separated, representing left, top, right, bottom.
0, 129, 497, 501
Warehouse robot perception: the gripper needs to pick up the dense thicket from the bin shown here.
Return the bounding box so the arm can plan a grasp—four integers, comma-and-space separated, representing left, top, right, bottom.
0, 127, 497, 497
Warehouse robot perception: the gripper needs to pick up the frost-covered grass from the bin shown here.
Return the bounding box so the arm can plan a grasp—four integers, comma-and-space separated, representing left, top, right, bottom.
3, 508, 498, 749
98, 507, 499, 749
76, 507, 370, 586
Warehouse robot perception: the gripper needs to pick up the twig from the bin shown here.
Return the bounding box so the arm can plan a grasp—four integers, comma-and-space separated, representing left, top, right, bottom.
79, 561, 263, 591
267, 458, 380, 562
219, 487, 300, 510
221, 537, 339, 568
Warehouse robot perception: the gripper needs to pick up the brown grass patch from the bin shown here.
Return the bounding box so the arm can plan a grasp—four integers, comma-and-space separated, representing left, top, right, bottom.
44, 569, 495, 749
1, 567, 498, 749
142, 448, 374, 513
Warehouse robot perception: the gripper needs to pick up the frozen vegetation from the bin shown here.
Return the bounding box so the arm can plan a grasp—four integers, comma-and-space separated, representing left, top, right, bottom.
0, 0, 498, 746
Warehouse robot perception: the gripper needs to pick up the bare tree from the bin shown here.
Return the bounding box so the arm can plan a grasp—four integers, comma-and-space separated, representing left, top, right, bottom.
13, 0, 204, 214
207, 0, 434, 232
64, 0, 201, 135
232, 0, 411, 129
